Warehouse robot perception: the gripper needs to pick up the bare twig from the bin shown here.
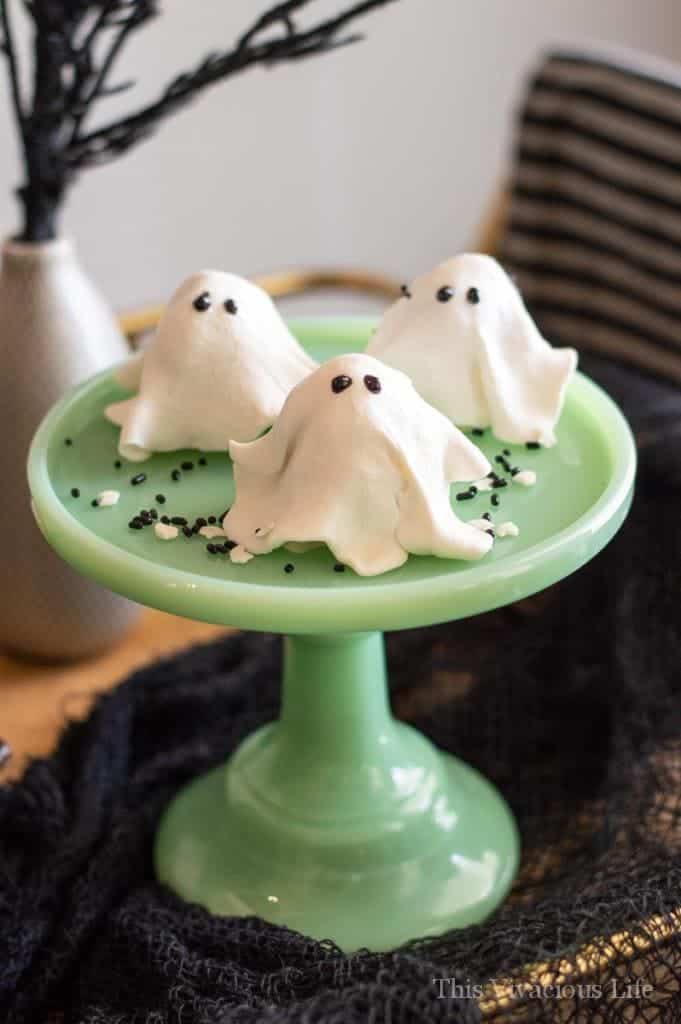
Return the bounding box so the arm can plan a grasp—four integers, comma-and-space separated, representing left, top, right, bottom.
0, 0, 25, 139
69, 1, 155, 142
67, 0, 397, 168
0, 0, 398, 241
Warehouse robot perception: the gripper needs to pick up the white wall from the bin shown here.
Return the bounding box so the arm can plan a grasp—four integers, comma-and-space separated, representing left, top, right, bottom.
1, 0, 681, 313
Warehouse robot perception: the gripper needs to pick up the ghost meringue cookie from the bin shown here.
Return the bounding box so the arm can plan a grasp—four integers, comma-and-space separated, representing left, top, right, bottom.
223, 353, 494, 577
367, 253, 577, 447
106, 270, 317, 462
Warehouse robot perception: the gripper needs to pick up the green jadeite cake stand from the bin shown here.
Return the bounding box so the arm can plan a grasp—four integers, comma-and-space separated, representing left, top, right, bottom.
28, 317, 636, 952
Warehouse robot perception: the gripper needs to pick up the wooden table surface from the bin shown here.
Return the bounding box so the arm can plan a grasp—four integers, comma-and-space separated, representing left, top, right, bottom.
0, 609, 228, 782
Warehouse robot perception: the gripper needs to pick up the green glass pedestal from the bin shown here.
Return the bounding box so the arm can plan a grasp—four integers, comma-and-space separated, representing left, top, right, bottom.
156, 632, 518, 950
27, 317, 636, 951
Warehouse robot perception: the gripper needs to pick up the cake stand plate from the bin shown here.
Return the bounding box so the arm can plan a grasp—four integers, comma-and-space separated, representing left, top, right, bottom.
28, 318, 636, 951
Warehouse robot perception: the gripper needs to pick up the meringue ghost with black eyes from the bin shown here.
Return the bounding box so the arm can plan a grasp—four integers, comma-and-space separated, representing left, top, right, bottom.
105, 270, 317, 461
223, 353, 493, 576
368, 253, 577, 447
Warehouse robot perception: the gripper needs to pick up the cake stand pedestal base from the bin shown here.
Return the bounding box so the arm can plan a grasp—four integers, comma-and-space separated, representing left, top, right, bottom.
155, 631, 519, 951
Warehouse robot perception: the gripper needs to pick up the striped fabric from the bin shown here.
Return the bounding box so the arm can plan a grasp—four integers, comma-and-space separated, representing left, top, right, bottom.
501, 48, 681, 384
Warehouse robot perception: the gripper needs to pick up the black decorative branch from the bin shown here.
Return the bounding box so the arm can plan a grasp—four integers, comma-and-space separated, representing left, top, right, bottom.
0, 1, 23, 139
0, 0, 397, 242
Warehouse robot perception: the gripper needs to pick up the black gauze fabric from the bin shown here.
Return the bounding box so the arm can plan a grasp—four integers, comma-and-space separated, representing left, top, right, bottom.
2, 356, 681, 1024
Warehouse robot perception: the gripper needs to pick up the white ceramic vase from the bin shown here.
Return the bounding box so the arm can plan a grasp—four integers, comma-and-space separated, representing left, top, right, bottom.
0, 237, 140, 659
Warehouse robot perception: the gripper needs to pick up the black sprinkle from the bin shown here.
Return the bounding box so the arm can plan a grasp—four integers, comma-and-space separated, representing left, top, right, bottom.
198, 457, 207, 466
91, 499, 98, 507
491, 494, 500, 507
160, 515, 170, 525
468, 485, 478, 496
436, 285, 454, 302
526, 441, 541, 450
334, 563, 346, 573
456, 491, 475, 501
510, 467, 520, 476
191, 525, 200, 535
482, 512, 492, 521
472, 427, 485, 436
181, 461, 194, 471
223, 540, 237, 551
206, 543, 217, 554
128, 520, 143, 530
131, 473, 146, 486
467, 286, 480, 305
208, 516, 217, 524
492, 479, 508, 489
331, 374, 352, 394
171, 516, 187, 526
0, 739, 11, 768
149, 509, 158, 520
195, 517, 207, 528
114, 460, 122, 469
284, 563, 295, 574
182, 526, 193, 538
401, 283, 411, 298
70, 487, 80, 498
64, 438, 72, 446
171, 470, 181, 481
224, 298, 238, 315
156, 494, 166, 504
503, 449, 511, 456
485, 529, 495, 537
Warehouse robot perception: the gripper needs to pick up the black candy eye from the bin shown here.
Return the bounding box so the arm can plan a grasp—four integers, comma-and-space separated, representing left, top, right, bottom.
224, 298, 238, 315
331, 374, 352, 394
364, 374, 381, 393
466, 287, 480, 304
436, 286, 454, 302
193, 291, 211, 312
401, 283, 412, 298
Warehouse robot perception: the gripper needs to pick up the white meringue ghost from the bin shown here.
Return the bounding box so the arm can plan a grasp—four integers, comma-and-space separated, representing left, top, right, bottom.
106, 271, 317, 461
367, 253, 577, 447
223, 354, 494, 577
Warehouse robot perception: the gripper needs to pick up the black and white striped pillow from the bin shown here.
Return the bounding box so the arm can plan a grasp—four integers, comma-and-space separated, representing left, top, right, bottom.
501, 48, 681, 384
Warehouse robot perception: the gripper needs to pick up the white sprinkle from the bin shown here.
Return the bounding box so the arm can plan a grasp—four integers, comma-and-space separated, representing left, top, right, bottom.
154, 522, 178, 540
473, 476, 494, 492
199, 525, 226, 539
514, 469, 536, 487
230, 545, 254, 564
96, 489, 120, 507
468, 518, 494, 532
497, 521, 519, 538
